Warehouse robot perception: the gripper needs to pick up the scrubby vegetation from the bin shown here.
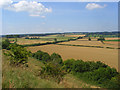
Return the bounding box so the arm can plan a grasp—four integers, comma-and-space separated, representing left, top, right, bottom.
64, 59, 120, 88
2, 34, 120, 88
31, 49, 120, 88
2, 39, 10, 49
4, 43, 29, 66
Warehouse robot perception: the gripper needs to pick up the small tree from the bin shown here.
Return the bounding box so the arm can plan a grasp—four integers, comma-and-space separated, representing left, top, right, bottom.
54, 38, 57, 42
88, 37, 91, 41
97, 36, 105, 44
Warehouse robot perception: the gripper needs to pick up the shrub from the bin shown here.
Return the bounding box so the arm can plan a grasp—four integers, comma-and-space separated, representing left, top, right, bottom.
4, 44, 29, 66
72, 60, 90, 73
88, 37, 91, 41
32, 50, 51, 62
63, 59, 75, 72
2, 39, 10, 49
51, 53, 63, 65
40, 62, 66, 84
83, 67, 118, 84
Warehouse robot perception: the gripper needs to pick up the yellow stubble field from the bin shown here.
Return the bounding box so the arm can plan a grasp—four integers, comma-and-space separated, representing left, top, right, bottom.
27, 44, 118, 70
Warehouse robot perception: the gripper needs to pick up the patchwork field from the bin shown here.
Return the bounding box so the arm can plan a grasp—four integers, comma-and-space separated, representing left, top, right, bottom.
65, 34, 86, 37
8, 38, 52, 45
59, 37, 120, 48
27, 44, 118, 70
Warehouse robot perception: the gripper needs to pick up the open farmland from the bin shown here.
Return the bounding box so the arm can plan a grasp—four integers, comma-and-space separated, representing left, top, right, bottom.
27, 44, 118, 70
65, 34, 86, 37
6, 34, 80, 45
58, 37, 120, 48
8, 38, 53, 45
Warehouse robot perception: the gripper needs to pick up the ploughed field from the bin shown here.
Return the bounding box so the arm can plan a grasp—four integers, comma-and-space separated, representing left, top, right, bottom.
27, 44, 118, 70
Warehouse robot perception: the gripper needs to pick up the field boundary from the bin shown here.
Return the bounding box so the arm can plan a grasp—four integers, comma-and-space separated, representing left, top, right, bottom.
56, 43, 120, 49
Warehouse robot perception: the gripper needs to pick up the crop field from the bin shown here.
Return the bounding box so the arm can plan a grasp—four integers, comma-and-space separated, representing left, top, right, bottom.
58, 37, 119, 48
5, 34, 79, 45
27, 44, 118, 70
8, 38, 52, 45
65, 34, 86, 37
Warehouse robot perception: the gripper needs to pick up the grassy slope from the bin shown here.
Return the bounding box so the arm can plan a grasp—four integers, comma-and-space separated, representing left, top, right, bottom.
2, 53, 98, 88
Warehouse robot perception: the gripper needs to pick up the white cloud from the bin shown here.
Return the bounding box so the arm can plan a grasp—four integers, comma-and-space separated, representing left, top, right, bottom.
0, 0, 52, 17
0, 0, 13, 7
86, 3, 106, 10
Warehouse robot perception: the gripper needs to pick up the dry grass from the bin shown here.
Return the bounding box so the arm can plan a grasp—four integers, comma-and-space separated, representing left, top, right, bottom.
27, 44, 118, 70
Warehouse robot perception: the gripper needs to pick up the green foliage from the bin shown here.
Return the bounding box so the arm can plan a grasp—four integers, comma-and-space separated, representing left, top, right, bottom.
40, 62, 66, 84
63, 59, 75, 72
4, 44, 29, 66
32, 50, 51, 62
6, 35, 20, 38
82, 67, 119, 87
63, 59, 119, 88
54, 38, 57, 42
70, 60, 108, 73
106, 74, 120, 88
2, 39, 10, 49
51, 53, 63, 65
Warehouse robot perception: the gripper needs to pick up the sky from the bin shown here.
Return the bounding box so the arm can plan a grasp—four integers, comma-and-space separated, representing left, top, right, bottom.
0, 0, 118, 35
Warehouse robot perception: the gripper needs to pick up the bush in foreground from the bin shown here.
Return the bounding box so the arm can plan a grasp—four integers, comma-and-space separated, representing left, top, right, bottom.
4, 44, 29, 66
2, 39, 10, 49
40, 61, 66, 84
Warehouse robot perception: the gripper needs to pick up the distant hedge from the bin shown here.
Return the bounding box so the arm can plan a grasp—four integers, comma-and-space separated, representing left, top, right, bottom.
21, 37, 81, 47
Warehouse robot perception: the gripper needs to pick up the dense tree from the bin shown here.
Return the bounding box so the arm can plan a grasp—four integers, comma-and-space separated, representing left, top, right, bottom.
2, 39, 10, 49
88, 37, 91, 41
54, 38, 57, 42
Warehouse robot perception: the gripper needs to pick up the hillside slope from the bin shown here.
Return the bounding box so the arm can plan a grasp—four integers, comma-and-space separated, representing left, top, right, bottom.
2, 54, 98, 88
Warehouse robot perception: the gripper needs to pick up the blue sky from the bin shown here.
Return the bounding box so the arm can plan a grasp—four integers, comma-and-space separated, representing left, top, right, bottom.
2, 2, 118, 35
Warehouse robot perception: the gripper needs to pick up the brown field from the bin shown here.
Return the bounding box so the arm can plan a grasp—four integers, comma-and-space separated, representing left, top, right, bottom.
65, 34, 86, 37
58, 37, 120, 48
27, 44, 118, 70
59, 40, 119, 48
105, 37, 120, 40
17, 39, 51, 45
